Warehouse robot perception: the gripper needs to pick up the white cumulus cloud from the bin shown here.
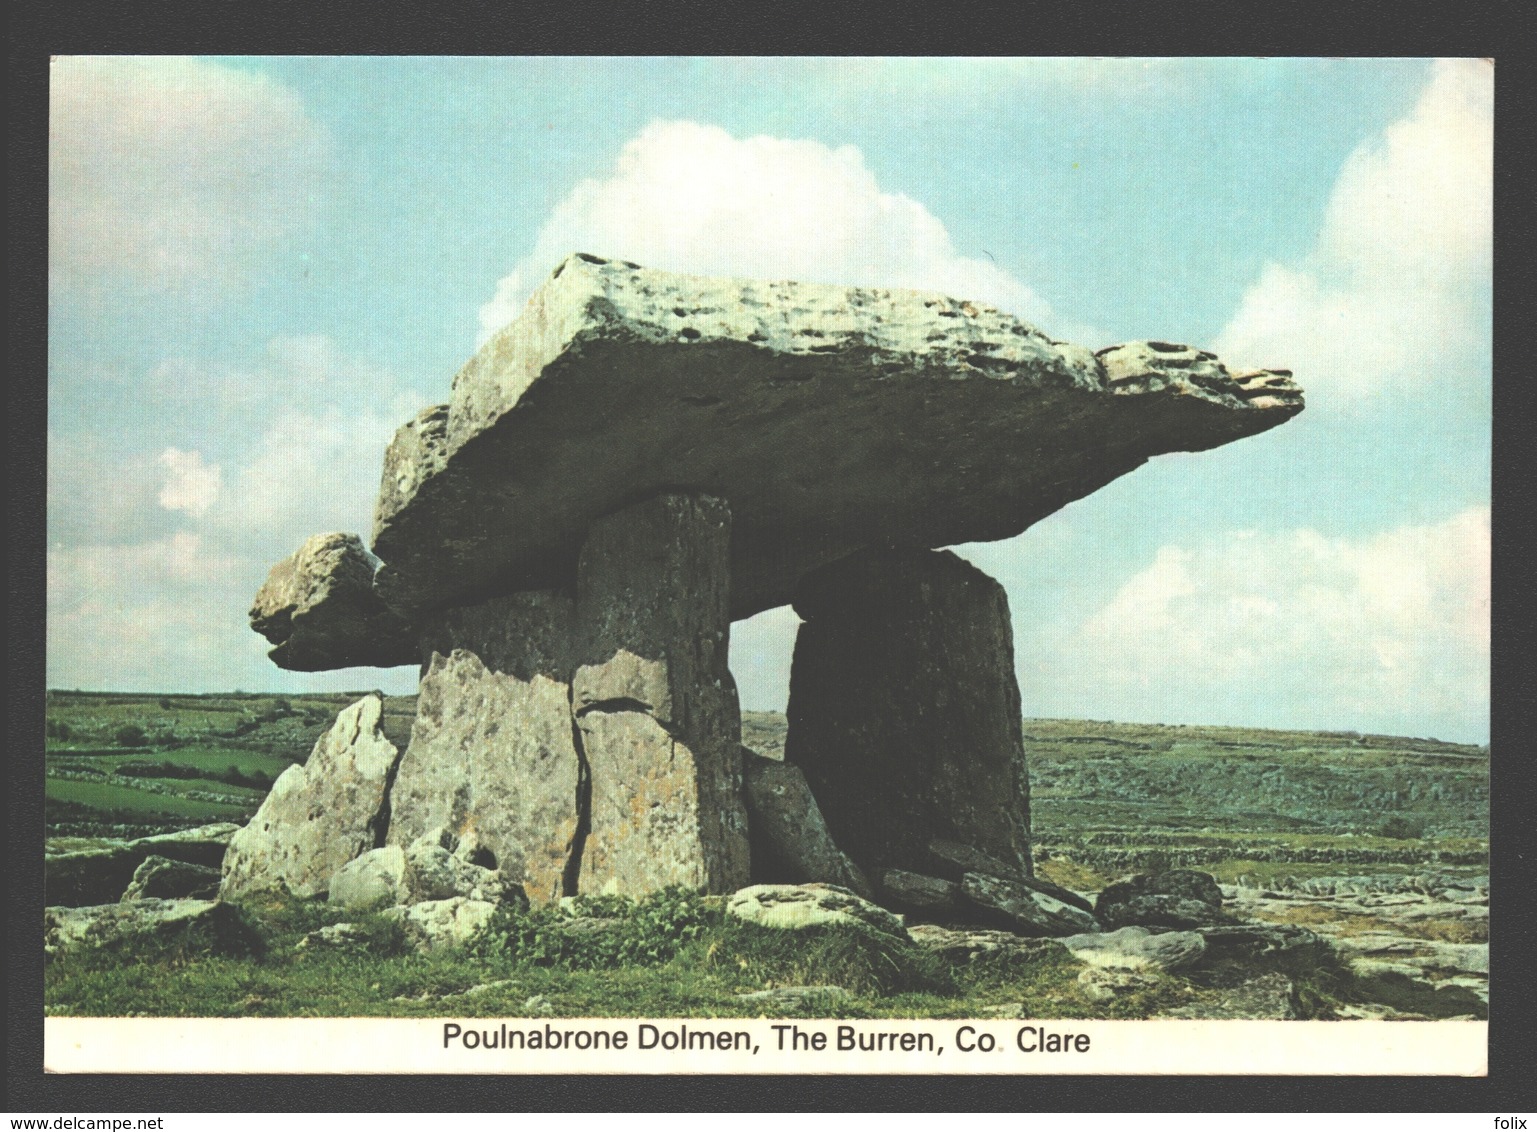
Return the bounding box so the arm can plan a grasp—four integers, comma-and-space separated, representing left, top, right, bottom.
49, 55, 329, 294
479, 119, 1069, 343
1214, 59, 1492, 404
156, 447, 222, 517
1058, 507, 1489, 739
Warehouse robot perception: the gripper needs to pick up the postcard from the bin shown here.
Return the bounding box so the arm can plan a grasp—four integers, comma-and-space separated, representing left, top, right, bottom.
42, 56, 1491, 1077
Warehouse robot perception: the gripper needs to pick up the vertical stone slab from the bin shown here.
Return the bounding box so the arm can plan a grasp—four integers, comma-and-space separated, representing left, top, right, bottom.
784, 548, 1033, 877
573, 493, 750, 896
386, 591, 580, 905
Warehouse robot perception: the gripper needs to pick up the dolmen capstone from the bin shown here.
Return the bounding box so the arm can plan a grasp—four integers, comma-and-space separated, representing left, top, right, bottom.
237, 253, 1302, 909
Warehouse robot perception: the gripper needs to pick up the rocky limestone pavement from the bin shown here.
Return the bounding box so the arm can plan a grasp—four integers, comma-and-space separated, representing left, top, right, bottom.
386, 591, 582, 906
1077, 967, 1162, 1005
742, 748, 872, 898
368, 255, 1301, 623
905, 924, 1060, 965
249, 532, 419, 671
1165, 972, 1300, 1020
1054, 926, 1206, 972
727, 884, 908, 939
1095, 869, 1228, 930
573, 494, 750, 897
120, 855, 221, 902
46, 823, 240, 907
960, 872, 1099, 937
786, 549, 1033, 879
220, 695, 403, 901
45, 898, 258, 957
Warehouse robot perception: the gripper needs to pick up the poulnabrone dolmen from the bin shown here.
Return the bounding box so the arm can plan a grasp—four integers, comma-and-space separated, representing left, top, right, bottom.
228, 253, 1303, 932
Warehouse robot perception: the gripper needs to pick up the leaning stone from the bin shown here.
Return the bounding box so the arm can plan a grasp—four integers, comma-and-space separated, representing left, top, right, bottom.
384, 897, 498, 953
369, 255, 1302, 622
727, 884, 908, 939
220, 695, 402, 902
1056, 926, 1206, 972
387, 591, 582, 906
1095, 870, 1227, 930
249, 532, 418, 671
876, 870, 964, 918
44, 899, 256, 957
328, 847, 408, 911
743, 749, 872, 898
785, 550, 1033, 878
961, 872, 1099, 937
121, 856, 221, 902
574, 494, 750, 897
924, 839, 1094, 914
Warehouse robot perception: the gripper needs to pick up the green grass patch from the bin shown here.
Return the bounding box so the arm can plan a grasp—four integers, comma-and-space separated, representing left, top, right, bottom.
45, 777, 251, 820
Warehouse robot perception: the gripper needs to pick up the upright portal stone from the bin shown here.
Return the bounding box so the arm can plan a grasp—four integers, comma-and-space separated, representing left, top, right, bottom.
785, 548, 1032, 877
386, 592, 581, 905
573, 493, 750, 896
220, 695, 402, 900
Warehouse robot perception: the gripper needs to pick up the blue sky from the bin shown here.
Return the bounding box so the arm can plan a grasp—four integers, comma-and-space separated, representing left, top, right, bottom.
47, 57, 1492, 742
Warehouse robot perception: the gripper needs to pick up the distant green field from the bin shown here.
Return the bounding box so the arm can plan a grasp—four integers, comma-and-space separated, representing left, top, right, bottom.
51, 746, 295, 778
45, 777, 252, 819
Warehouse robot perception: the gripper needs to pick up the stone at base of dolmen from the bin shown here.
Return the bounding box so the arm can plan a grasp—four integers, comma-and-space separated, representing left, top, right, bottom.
573, 493, 750, 897
386, 592, 582, 905
785, 547, 1032, 879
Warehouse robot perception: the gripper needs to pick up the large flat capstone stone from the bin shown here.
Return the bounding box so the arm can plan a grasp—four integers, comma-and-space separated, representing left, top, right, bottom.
369, 254, 1302, 623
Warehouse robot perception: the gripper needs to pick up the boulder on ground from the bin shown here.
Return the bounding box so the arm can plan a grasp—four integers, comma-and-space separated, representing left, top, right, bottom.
961, 872, 1099, 937
727, 884, 907, 939
1165, 972, 1299, 1020
743, 748, 872, 898
44, 899, 257, 957
330, 830, 513, 911
249, 532, 419, 671
905, 924, 1058, 965
384, 897, 498, 953
1095, 870, 1227, 930
220, 695, 403, 901
328, 846, 409, 911
1055, 926, 1206, 972
121, 855, 221, 902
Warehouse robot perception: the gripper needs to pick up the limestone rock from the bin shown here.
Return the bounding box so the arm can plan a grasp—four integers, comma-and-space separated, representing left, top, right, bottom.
743, 748, 872, 898
727, 884, 908, 939
249, 533, 418, 671
961, 872, 1099, 937
328, 846, 408, 911
924, 839, 1093, 913
295, 922, 374, 951
1056, 926, 1206, 972
1195, 923, 1326, 961
44, 899, 257, 957
220, 695, 402, 901
574, 494, 750, 897
876, 870, 964, 918
1078, 967, 1161, 1003
399, 828, 514, 904
121, 855, 221, 902
47, 824, 239, 907
370, 255, 1302, 623
905, 924, 1058, 964
384, 897, 498, 953
1095, 870, 1227, 930
785, 549, 1032, 877
386, 591, 582, 906
1165, 973, 1299, 1020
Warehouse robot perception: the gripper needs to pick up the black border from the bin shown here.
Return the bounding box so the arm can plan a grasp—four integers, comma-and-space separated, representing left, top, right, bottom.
9, 1, 1534, 1113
